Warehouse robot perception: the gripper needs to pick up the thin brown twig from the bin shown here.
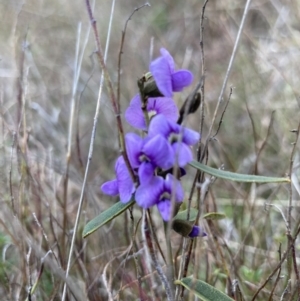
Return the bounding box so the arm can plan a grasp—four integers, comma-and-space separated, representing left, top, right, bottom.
117, 3, 150, 112
254, 111, 275, 174
144, 212, 173, 301
197, 0, 209, 160
290, 240, 300, 297
267, 244, 282, 301
211, 87, 233, 139
76, 63, 96, 173
244, 95, 259, 157
16, 32, 26, 128
201, 0, 253, 162
32, 212, 60, 266
148, 210, 166, 263
85, 0, 135, 182
179, 239, 193, 301
130, 209, 143, 300
176, 3, 210, 300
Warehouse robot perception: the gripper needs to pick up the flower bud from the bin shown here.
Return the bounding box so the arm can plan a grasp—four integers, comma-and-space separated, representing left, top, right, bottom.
177, 92, 201, 124
143, 77, 164, 98
172, 219, 207, 238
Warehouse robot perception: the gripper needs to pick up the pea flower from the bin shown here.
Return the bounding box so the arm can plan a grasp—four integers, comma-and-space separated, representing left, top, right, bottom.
101, 156, 135, 203
150, 48, 193, 97
126, 133, 174, 184
148, 114, 199, 167
135, 174, 184, 221
125, 94, 178, 130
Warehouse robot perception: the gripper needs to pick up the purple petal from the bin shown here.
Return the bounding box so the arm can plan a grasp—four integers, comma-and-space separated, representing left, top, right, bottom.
116, 156, 135, 203
148, 114, 171, 138
160, 48, 175, 72
138, 162, 155, 184
135, 176, 164, 208
147, 97, 178, 123
143, 135, 174, 170
182, 127, 200, 145
125, 94, 147, 130
172, 142, 193, 167
125, 133, 143, 168
101, 179, 118, 196
157, 200, 172, 221
164, 174, 184, 202
171, 70, 194, 92
189, 226, 207, 238
150, 57, 173, 97
168, 120, 181, 134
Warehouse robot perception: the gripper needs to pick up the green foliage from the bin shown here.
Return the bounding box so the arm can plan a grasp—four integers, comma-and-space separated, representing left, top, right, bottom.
83, 199, 135, 238
173, 208, 199, 221
175, 277, 234, 301
203, 212, 226, 220
83, 157, 288, 239
240, 266, 263, 283
189, 160, 290, 183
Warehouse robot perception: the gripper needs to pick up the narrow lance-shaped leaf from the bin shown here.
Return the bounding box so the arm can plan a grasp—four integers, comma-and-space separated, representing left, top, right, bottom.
203, 212, 226, 220
189, 160, 290, 183
175, 277, 234, 301
173, 208, 199, 222
83, 199, 135, 238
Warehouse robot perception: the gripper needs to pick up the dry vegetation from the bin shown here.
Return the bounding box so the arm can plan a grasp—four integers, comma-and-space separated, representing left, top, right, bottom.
0, 0, 300, 300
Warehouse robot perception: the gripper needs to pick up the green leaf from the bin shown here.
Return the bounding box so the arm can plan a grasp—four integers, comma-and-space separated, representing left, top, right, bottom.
189, 160, 290, 183
173, 208, 198, 222
175, 277, 234, 301
203, 212, 226, 220
83, 199, 135, 238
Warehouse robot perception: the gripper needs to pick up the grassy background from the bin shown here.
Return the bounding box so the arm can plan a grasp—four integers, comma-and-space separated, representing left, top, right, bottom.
0, 0, 300, 300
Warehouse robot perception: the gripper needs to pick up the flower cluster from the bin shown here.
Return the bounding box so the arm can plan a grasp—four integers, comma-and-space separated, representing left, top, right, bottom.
101, 48, 200, 222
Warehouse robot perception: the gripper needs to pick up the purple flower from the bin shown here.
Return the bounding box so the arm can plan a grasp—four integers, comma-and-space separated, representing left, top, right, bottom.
188, 226, 207, 238
101, 156, 135, 203
150, 48, 193, 97
125, 94, 178, 130
148, 114, 199, 167
126, 133, 174, 184
135, 174, 184, 221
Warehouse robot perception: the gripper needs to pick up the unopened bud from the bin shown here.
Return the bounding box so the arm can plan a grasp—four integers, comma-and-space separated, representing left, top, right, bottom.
143, 78, 164, 98
172, 219, 207, 238
172, 219, 193, 237
177, 92, 201, 124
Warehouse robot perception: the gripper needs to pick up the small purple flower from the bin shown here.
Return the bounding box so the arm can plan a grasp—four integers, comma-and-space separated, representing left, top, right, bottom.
148, 114, 199, 167
101, 156, 135, 203
150, 48, 194, 97
125, 94, 178, 130
135, 174, 184, 221
189, 226, 207, 238
125, 133, 174, 184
